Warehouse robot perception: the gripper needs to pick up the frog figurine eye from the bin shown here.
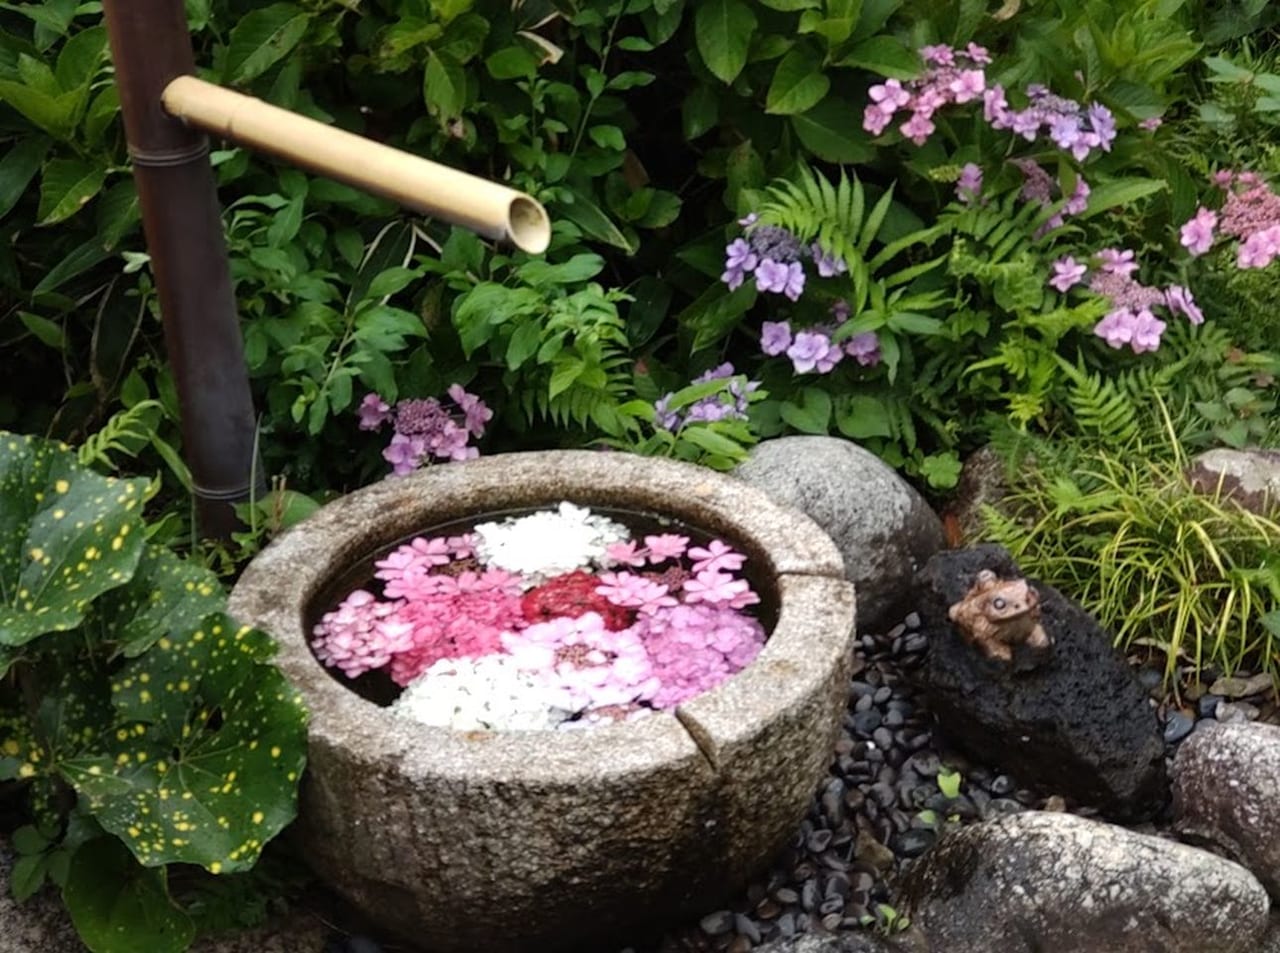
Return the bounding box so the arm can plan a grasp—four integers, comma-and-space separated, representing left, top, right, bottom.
993, 597, 1006, 610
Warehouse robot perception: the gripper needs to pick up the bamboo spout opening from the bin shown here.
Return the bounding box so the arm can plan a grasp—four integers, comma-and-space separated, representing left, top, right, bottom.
161, 76, 551, 253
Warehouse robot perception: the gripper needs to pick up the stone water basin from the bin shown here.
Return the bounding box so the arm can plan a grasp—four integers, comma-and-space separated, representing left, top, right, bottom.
228, 451, 855, 952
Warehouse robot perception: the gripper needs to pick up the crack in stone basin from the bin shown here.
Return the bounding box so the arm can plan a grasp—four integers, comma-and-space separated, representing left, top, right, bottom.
228, 451, 855, 953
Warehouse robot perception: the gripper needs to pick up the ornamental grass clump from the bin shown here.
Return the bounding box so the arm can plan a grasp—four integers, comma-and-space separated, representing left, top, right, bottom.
311, 502, 768, 731
983, 417, 1280, 690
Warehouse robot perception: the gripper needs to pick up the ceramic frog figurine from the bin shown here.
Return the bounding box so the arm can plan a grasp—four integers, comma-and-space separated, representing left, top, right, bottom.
947, 569, 1051, 662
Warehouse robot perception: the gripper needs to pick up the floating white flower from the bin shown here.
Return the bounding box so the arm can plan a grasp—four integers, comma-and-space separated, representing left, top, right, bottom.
472, 501, 630, 583
392, 654, 575, 731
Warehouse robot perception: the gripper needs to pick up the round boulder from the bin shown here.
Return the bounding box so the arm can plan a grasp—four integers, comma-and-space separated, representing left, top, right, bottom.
733, 436, 945, 632
1186, 448, 1280, 515
1174, 721, 1280, 899
900, 811, 1270, 953
229, 451, 855, 953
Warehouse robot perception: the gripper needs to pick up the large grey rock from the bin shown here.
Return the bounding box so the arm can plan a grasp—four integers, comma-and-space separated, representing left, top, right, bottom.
900, 811, 1271, 953
733, 436, 945, 632
1266, 914, 1280, 953
1173, 721, 1280, 898
913, 545, 1166, 818
229, 451, 856, 953
1186, 447, 1280, 514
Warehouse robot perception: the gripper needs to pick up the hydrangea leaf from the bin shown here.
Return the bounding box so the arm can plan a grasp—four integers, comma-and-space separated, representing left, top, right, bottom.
64, 613, 308, 873
63, 836, 195, 953
0, 432, 147, 647
88, 545, 225, 658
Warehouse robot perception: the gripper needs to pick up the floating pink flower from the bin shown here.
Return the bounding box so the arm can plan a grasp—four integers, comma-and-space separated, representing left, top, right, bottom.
605, 540, 649, 568
644, 533, 689, 563
683, 569, 759, 608
687, 540, 746, 575
595, 571, 678, 615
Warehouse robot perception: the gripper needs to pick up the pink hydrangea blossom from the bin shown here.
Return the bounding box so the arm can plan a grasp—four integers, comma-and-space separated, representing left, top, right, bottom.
1129, 309, 1166, 353
357, 393, 392, 431
1180, 207, 1218, 256
605, 540, 649, 568
1094, 309, 1136, 349
1049, 256, 1087, 293
687, 540, 746, 574
388, 587, 527, 685
595, 571, 678, 615
683, 569, 760, 609
627, 603, 766, 708
312, 589, 415, 679
644, 533, 689, 563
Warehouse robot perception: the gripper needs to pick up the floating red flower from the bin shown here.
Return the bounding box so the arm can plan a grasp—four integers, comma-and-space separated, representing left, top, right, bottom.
522, 571, 633, 630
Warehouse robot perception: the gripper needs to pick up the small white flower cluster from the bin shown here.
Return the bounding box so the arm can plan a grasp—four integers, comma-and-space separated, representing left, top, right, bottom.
392, 654, 574, 731
472, 501, 629, 584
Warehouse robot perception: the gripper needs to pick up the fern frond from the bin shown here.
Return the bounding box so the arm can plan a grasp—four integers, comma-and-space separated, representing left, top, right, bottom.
1055, 359, 1141, 447
78, 400, 165, 471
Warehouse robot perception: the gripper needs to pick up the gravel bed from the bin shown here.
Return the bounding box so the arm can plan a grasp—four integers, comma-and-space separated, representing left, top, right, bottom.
317, 612, 1278, 953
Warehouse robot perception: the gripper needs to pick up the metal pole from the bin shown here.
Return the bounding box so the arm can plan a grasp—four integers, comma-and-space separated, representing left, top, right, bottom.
103, 0, 262, 539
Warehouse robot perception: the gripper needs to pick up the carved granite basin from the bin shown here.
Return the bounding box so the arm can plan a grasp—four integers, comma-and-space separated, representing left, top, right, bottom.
227, 451, 855, 952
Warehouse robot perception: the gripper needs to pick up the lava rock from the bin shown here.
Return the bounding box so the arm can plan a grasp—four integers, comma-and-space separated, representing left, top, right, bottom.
1173, 721, 1280, 899
900, 812, 1270, 953
1186, 447, 1280, 515
733, 436, 945, 632
912, 545, 1166, 819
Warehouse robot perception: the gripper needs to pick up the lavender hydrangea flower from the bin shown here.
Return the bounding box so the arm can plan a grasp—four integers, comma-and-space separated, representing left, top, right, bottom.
785, 331, 828, 374
811, 244, 848, 278
845, 332, 881, 367
358, 393, 392, 431
760, 321, 793, 356
754, 258, 790, 294
1164, 285, 1204, 325
721, 238, 758, 290
956, 163, 983, 204
1049, 256, 1087, 293
1129, 309, 1166, 353
1094, 309, 1135, 349
1180, 207, 1217, 256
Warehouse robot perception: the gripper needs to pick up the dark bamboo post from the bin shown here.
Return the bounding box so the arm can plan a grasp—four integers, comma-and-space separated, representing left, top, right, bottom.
103, 0, 262, 539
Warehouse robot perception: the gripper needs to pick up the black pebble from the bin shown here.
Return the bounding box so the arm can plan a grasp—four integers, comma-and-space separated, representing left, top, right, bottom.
1164, 711, 1195, 744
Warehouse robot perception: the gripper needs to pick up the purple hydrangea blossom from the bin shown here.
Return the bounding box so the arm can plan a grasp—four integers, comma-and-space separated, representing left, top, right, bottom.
811, 244, 848, 278
363, 386, 491, 476
722, 238, 759, 290
754, 258, 790, 294
863, 44, 989, 145
652, 364, 760, 433
956, 163, 983, 204
1164, 285, 1204, 325
358, 393, 392, 431
1180, 207, 1217, 256
844, 332, 881, 367
1049, 256, 1087, 293
786, 330, 842, 374
760, 321, 793, 356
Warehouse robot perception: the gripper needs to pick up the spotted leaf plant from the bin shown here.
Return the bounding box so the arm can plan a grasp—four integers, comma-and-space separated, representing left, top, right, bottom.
0, 432, 308, 953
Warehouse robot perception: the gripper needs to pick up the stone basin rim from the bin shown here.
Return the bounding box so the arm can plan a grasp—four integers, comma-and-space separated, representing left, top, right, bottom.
227, 450, 853, 781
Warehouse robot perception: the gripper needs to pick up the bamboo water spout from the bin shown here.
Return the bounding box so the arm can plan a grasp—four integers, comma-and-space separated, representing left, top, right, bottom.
102, 0, 550, 538
161, 77, 550, 254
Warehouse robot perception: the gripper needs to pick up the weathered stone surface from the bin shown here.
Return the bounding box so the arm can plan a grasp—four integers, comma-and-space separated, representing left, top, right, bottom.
900, 812, 1271, 953
0, 841, 331, 953
229, 451, 855, 953
1173, 721, 1280, 899
1187, 447, 1280, 515
733, 437, 945, 632
942, 445, 1014, 546
752, 933, 911, 953
1264, 913, 1280, 953
913, 545, 1166, 818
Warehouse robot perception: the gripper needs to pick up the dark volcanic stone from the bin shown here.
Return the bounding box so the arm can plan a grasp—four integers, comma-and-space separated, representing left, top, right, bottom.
912, 545, 1166, 820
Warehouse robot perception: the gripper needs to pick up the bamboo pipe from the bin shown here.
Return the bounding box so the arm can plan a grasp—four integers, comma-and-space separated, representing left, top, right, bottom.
161, 76, 551, 254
